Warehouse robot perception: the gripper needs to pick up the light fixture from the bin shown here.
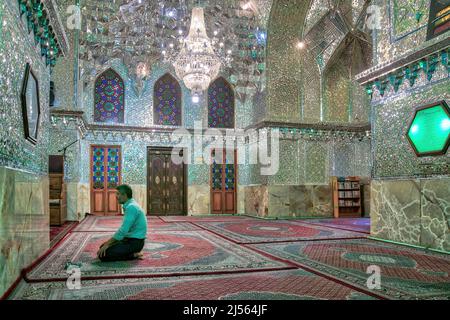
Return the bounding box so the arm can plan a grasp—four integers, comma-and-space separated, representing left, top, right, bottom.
242, 2, 252, 10
173, 7, 222, 96
296, 41, 306, 49
192, 94, 200, 104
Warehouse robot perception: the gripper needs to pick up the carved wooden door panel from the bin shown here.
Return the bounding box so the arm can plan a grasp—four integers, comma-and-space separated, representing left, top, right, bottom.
147, 147, 186, 216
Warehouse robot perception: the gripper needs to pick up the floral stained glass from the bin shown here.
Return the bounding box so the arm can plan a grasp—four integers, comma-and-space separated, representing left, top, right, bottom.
211, 150, 222, 190
208, 77, 235, 128
92, 148, 105, 190
154, 74, 182, 126
225, 163, 235, 190
94, 69, 125, 123
107, 148, 120, 189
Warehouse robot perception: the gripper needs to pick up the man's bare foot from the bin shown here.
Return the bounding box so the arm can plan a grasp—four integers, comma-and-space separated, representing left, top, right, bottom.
134, 252, 144, 260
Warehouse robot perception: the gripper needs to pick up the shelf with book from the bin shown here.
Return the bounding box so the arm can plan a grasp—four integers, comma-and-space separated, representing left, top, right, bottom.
332, 176, 362, 218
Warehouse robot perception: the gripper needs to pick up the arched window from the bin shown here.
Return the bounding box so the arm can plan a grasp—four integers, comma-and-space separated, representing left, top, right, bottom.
94, 68, 125, 123
208, 77, 235, 128
153, 74, 182, 126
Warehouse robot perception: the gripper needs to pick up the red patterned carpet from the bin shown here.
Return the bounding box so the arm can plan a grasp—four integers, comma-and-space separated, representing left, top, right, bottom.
50, 222, 78, 247
73, 216, 200, 232
159, 215, 254, 222
25, 231, 288, 281
193, 220, 365, 244
302, 218, 370, 234
9, 269, 375, 300
251, 239, 450, 299
9, 216, 450, 300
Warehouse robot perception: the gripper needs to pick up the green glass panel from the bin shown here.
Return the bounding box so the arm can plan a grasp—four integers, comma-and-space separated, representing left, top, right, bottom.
407, 104, 450, 155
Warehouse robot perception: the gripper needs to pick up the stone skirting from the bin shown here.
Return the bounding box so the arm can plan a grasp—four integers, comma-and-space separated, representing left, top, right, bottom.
371, 178, 450, 252
67, 183, 371, 219
0, 167, 49, 297
243, 184, 335, 218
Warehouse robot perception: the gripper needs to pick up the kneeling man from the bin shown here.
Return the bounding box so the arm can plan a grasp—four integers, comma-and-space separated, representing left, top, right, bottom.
97, 184, 147, 262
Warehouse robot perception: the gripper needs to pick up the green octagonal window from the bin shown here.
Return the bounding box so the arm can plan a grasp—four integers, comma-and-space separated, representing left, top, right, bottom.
406, 101, 450, 157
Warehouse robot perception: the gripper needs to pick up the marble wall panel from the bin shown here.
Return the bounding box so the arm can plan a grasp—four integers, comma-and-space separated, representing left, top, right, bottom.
268, 186, 291, 217
244, 185, 269, 217
129, 184, 147, 215
371, 178, 450, 252
371, 179, 422, 247
311, 185, 333, 217
246, 184, 334, 218
420, 178, 450, 252
290, 186, 314, 217
0, 167, 49, 297
188, 185, 210, 215
76, 183, 90, 220
65, 182, 79, 222
237, 185, 245, 215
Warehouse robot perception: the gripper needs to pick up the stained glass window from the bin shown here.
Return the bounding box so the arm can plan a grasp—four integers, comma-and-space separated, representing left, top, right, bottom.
208, 77, 235, 128
94, 69, 125, 123
224, 163, 235, 191
107, 147, 120, 189
92, 147, 105, 190
212, 151, 223, 191
154, 74, 182, 126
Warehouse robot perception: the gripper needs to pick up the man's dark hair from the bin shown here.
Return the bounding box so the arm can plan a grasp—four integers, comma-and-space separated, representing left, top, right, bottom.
116, 184, 133, 199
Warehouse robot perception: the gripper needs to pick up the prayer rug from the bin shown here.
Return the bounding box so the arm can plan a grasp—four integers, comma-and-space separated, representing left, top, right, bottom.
193, 220, 365, 244
302, 218, 370, 234
251, 238, 450, 299
25, 231, 288, 281
50, 222, 77, 247
10, 269, 377, 300
73, 216, 199, 232
159, 215, 256, 223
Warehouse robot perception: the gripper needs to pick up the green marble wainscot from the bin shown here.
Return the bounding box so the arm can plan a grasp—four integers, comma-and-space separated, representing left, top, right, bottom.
420, 178, 450, 252
371, 178, 450, 252
243, 184, 333, 218
0, 167, 49, 297
244, 185, 269, 217
188, 185, 210, 215
269, 185, 333, 218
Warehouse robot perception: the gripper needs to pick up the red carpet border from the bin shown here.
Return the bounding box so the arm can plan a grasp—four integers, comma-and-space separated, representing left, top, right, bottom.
192, 220, 366, 244
25, 231, 289, 282
301, 218, 370, 234
10, 269, 376, 300
73, 216, 200, 232
250, 238, 450, 300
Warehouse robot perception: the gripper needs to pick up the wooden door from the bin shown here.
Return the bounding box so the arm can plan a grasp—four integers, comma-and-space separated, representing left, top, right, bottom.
90, 146, 121, 216
211, 149, 237, 214
147, 147, 186, 216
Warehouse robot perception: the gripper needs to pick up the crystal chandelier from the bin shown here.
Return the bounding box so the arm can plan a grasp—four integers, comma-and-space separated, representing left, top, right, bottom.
173, 7, 221, 99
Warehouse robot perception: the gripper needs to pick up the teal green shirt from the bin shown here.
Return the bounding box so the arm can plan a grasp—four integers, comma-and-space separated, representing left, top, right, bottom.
113, 199, 147, 241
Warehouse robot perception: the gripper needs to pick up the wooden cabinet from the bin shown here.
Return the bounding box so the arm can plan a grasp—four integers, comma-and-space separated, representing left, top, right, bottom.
49, 173, 67, 226
331, 176, 362, 218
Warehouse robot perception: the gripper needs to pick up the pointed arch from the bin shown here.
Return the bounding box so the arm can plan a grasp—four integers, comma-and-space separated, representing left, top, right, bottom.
94, 68, 125, 123
208, 77, 235, 128
153, 73, 182, 126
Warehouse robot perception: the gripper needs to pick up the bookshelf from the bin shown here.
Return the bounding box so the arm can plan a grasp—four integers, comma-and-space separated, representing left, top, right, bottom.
49, 156, 67, 226
331, 176, 362, 218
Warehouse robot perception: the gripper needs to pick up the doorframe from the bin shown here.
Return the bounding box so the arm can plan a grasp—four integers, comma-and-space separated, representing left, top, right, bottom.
210, 148, 237, 214
146, 146, 187, 216
90, 145, 122, 216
